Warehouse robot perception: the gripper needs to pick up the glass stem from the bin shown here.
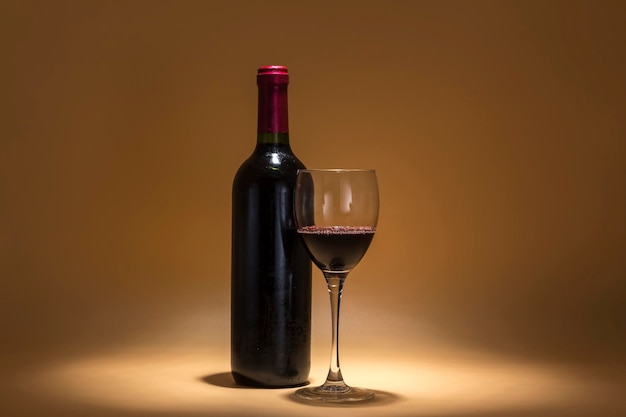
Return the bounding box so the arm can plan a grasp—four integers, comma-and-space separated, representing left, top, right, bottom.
323, 272, 348, 389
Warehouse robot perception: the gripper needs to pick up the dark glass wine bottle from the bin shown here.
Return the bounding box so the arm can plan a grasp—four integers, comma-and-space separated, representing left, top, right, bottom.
231, 66, 312, 387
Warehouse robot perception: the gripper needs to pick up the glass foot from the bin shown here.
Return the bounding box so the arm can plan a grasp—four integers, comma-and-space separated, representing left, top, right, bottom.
295, 384, 374, 402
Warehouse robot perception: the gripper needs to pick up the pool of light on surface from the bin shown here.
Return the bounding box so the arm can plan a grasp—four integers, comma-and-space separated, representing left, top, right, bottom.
16, 344, 607, 417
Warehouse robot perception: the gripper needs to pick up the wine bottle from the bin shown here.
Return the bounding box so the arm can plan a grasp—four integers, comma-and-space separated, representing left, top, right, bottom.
231, 66, 312, 387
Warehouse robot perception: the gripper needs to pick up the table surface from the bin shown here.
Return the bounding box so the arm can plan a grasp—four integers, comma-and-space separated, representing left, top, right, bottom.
3, 341, 625, 417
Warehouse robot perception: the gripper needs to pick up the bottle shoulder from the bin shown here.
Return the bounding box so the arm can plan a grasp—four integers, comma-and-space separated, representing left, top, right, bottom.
234, 145, 306, 183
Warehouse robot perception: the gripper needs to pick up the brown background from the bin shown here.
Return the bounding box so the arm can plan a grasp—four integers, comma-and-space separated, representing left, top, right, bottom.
1, 1, 625, 416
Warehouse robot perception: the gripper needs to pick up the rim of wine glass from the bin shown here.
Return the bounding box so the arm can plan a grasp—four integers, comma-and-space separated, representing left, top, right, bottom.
297, 168, 376, 173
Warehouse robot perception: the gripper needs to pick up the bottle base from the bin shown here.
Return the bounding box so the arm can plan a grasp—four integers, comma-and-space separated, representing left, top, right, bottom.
231, 371, 309, 388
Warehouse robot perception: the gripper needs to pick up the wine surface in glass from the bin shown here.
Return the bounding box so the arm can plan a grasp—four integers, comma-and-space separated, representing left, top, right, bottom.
297, 226, 375, 272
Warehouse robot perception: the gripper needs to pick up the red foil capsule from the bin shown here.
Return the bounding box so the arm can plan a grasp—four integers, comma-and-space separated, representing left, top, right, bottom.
257, 66, 289, 133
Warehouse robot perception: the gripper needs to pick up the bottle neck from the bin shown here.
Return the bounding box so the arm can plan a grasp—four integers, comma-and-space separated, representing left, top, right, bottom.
257, 83, 289, 145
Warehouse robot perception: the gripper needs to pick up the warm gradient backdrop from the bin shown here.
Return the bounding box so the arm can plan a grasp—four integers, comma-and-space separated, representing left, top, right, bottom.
1, 1, 625, 416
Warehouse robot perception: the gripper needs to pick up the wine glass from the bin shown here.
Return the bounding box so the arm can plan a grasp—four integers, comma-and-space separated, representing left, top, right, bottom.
294, 169, 379, 402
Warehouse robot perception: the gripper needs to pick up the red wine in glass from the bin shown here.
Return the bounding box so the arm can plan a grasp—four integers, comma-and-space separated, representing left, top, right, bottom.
298, 226, 375, 272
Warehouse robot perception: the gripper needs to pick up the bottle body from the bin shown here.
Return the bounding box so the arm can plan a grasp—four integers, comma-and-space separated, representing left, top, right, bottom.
230, 67, 311, 387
